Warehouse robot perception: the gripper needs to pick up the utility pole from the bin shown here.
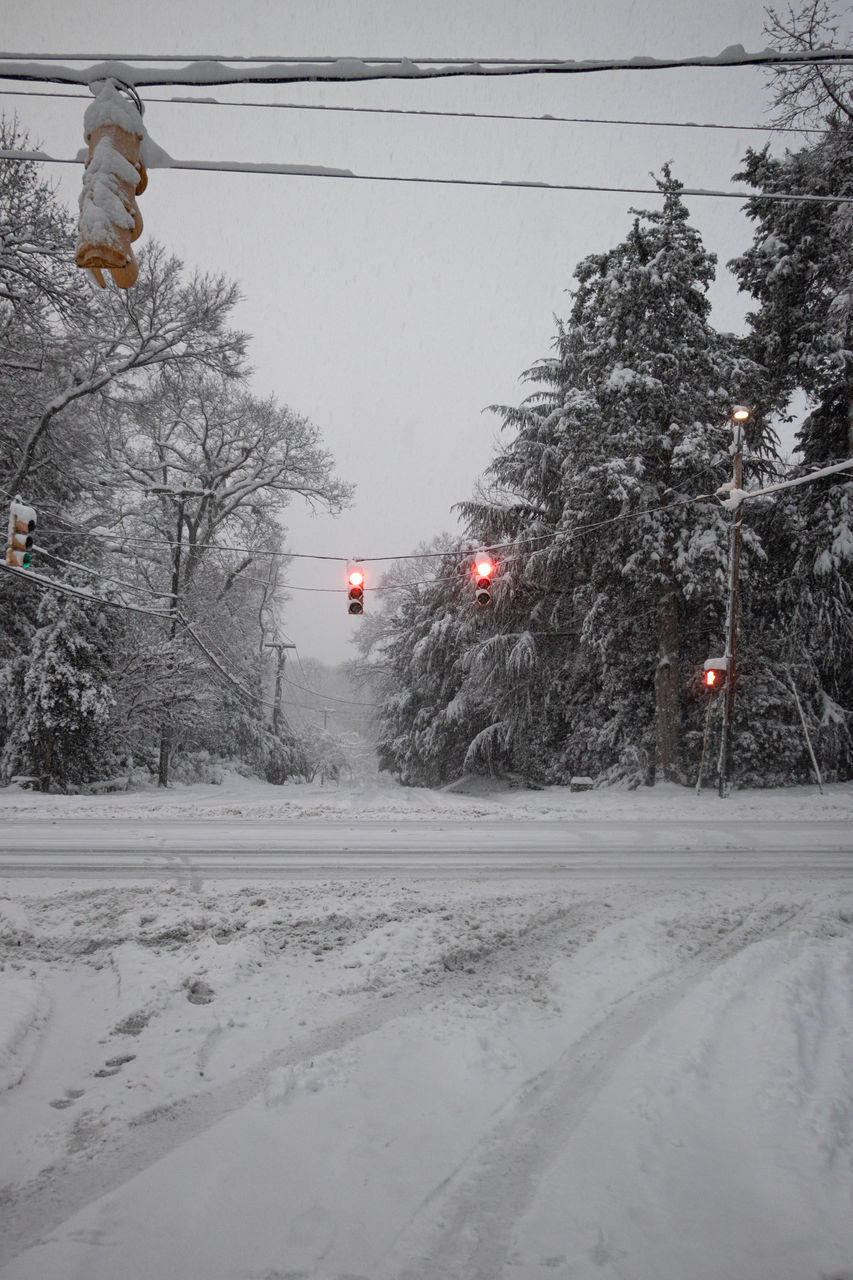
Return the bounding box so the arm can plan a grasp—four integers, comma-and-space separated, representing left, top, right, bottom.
264, 642, 295, 733
717, 406, 751, 799
320, 707, 336, 786
158, 493, 185, 788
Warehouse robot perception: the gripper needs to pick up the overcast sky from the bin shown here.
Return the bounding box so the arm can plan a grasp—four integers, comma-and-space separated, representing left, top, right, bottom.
1, 0, 818, 664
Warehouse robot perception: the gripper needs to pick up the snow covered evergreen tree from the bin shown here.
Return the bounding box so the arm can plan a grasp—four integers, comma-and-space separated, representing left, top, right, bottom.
458, 171, 770, 786
359, 541, 492, 786
1, 588, 122, 790
731, 126, 853, 779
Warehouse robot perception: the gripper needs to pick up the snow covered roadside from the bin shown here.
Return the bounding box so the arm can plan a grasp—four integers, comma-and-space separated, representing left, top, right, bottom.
0, 769, 849, 823
1, 777, 852, 1280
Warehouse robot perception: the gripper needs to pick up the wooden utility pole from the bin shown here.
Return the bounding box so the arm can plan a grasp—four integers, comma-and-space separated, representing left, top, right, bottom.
264, 642, 295, 733
717, 407, 750, 798
320, 707, 336, 786
158, 493, 185, 788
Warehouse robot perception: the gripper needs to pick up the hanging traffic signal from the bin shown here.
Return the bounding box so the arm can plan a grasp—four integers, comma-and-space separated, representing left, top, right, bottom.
703, 657, 729, 690
347, 565, 365, 615
474, 557, 495, 607
75, 83, 147, 289
6, 497, 37, 569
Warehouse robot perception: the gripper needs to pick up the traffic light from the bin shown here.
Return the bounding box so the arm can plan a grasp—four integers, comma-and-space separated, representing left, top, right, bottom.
703, 657, 729, 690
474, 557, 495, 606
6, 497, 37, 569
75, 83, 147, 289
347, 565, 365, 615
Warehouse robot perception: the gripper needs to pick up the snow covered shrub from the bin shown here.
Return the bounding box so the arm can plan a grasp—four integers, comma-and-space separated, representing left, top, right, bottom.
1, 590, 121, 790
167, 750, 225, 785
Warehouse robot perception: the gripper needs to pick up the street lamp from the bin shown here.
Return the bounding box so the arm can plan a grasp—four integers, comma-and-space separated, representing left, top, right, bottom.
717, 405, 751, 797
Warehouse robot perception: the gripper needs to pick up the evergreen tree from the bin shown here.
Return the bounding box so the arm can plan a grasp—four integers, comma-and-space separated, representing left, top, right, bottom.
461, 171, 768, 785
366, 542, 491, 786
731, 128, 853, 778
1, 588, 122, 790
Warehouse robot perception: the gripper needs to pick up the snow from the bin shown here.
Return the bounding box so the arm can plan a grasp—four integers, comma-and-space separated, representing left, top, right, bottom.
2, 46, 851, 92
77, 137, 140, 244
1, 774, 852, 1279
82, 82, 143, 142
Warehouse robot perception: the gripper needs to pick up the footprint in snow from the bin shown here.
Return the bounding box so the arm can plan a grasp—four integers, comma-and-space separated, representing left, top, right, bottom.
49, 1087, 86, 1109
93, 1052, 136, 1078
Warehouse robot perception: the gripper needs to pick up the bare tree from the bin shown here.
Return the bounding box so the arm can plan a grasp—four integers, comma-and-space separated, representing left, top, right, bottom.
764, 1, 853, 126
88, 367, 352, 783
6, 241, 248, 496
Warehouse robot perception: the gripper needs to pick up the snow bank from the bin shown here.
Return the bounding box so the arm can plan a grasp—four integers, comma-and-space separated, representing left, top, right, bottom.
0, 977, 46, 1094
0, 770, 848, 823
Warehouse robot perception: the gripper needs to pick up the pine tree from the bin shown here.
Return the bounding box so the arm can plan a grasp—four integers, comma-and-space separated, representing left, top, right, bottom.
1, 588, 122, 790
732, 126, 853, 778
368, 543, 491, 786
462, 170, 768, 785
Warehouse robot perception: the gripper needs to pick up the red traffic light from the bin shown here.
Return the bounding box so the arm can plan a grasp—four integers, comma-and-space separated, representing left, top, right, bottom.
473, 556, 495, 606
703, 658, 729, 690
347, 565, 365, 615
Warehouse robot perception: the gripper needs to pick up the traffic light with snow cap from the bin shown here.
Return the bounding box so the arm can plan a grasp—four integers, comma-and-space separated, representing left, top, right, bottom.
474, 557, 495, 606
75, 83, 147, 289
347, 565, 365, 615
703, 657, 729, 691
6, 497, 37, 569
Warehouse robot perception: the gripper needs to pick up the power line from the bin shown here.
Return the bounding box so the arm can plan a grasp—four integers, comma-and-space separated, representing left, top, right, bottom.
282, 671, 378, 708
5, 147, 851, 205
36, 545, 171, 599
24, 460, 845, 583
0, 560, 174, 617
0, 560, 283, 710
0, 86, 825, 135
29, 488, 737, 575
1, 47, 853, 88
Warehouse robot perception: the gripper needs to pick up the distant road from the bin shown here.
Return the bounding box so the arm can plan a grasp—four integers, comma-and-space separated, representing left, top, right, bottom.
0, 818, 851, 878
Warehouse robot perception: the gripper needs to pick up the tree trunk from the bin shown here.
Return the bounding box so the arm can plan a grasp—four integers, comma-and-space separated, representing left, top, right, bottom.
41, 725, 55, 793
654, 578, 681, 783
157, 721, 172, 788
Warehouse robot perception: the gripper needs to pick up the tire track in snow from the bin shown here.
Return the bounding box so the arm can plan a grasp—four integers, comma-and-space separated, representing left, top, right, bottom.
0, 898, 600, 1268
381, 904, 806, 1280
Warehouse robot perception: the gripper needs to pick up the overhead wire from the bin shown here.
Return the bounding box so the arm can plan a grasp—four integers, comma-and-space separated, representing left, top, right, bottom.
0, 560, 174, 617
3, 56, 849, 632
4, 147, 850, 205
35, 544, 173, 599
0, 85, 828, 135
1, 47, 853, 84
27, 485, 754, 591
31, 452, 830, 571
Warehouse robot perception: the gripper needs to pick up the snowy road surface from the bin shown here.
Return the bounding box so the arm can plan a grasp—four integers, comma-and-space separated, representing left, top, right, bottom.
1, 817, 851, 877
1, 776, 852, 1279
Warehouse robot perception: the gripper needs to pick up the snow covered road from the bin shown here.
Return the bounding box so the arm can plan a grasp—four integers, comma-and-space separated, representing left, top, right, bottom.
1, 817, 851, 878
1, 777, 852, 1279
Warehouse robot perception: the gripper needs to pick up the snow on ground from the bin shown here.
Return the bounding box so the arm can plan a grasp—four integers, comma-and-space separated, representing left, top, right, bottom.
1, 774, 852, 1279
0, 768, 849, 822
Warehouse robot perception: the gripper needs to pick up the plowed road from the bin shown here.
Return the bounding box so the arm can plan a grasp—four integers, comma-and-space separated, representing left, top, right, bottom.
0, 818, 850, 877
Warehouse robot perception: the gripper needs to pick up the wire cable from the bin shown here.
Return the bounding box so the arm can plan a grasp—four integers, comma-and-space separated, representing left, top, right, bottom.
4, 147, 851, 206
35, 545, 173, 599
1, 47, 853, 85
0, 560, 175, 617
0, 85, 827, 135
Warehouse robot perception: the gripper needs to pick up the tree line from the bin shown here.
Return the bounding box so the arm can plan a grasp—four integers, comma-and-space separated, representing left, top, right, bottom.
356, 6, 853, 790
0, 116, 350, 789
2, 2, 851, 793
